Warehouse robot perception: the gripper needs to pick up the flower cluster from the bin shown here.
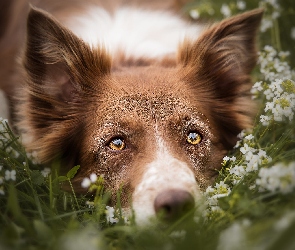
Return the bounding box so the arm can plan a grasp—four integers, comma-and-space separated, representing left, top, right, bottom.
105, 206, 119, 224
0, 118, 20, 159
256, 162, 295, 194
204, 130, 273, 214
189, 0, 246, 20
81, 173, 98, 188
256, 46, 294, 82
0, 165, 16, 195
0, 118, 18, 195
251, 46, 295, 126
231, 146, 271, 182
205, 181, 231, 213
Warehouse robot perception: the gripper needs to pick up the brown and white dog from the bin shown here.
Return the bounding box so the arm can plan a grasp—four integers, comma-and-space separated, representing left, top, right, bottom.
0, 0, 263, 223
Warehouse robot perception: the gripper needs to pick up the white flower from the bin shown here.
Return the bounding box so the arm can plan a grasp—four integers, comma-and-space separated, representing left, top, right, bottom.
41, 167, 51, 177
90, 173, 97, 183
220, 4, 231, 17
265, 101, 275, 112
229, 165, 246, 178
81, 173, 99, 188
256, 162, 295, 194
81, 177, 91, 188
223, 156, 230, 162
260, 115, 271, 126
264, 89, 275, 100
240, 143, 255, 155
5, 170, 16, 181
236, 1, 246, 10
215, 181, 231, 195
244, 134, 254, 141
237, 130, 246, 139
251, 81, 263, 95
230, 156, 237, 162
105, 206, 119, 224
189, 9, 200, 19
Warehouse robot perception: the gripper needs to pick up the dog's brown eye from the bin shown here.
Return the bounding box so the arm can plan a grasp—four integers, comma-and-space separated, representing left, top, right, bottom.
108, 138, 126, 151
187, 131, 202, 145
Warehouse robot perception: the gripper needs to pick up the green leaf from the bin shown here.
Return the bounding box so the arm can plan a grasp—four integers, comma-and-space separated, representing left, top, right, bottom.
66, 165, 80, 179
31, 170, 45, 186
57, 176, 68, 182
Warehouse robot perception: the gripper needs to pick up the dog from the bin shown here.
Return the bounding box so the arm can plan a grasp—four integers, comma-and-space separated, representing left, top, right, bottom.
0, 0, 263, 223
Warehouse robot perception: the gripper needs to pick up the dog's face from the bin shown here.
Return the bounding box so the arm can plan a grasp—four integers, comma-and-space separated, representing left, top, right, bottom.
18, 8, 263, 222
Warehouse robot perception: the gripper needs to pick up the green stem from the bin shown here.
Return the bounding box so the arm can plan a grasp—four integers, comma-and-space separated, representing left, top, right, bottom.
273, 18, 281, 51
68, 179, 80, 210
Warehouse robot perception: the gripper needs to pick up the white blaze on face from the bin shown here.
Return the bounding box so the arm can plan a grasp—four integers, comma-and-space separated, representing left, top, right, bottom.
132, 133, 200, 224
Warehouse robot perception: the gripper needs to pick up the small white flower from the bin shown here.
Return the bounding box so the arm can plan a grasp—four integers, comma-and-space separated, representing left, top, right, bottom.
251, 81, 264, 94
189, 9, 200, 19
229, 165, 246, 177
240, 143, 255, 155
236, 1, 246, 10
81, 177, 91, 188
5, 170, 16, 181
105, 206, 119, 224
260, 115, 271, 126
223, 156, 230, 162
41, 167, 51, 177
244, 134, 254, 141
90, 173, 97, 183
256, 162, 295, 194
220, 4, 231, 17
230, 156, 237, 162
237, 130, 246, 139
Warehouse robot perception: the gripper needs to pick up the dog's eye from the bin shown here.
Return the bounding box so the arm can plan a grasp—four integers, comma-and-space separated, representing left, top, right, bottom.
186, 131, 202, 145
108, 137, 126, 151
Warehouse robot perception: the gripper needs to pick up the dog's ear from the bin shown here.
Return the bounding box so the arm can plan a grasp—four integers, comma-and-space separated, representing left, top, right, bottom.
178, 9, 263, 148
20, 7, 111, 164
24, 7, 111, 101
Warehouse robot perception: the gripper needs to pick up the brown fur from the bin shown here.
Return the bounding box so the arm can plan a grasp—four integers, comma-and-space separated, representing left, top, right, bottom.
0, 1, 263, 208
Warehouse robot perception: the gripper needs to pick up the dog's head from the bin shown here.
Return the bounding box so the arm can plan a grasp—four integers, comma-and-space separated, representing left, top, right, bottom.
17, 8, 263, 223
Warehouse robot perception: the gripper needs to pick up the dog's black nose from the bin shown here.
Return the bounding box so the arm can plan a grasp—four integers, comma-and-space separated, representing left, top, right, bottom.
154, 189, 194, 221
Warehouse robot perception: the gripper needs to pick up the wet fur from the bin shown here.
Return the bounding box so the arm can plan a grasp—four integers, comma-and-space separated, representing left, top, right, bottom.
0, 0, 263, 222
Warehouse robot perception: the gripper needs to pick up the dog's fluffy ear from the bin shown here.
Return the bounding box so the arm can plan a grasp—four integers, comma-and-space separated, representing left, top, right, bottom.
19, 7, 111, 164
24, 7, 111, 100
178, 9, 263, 148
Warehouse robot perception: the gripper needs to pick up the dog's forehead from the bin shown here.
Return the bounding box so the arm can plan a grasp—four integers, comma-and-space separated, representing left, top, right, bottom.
96, 67, 208, 123
97, 91, 208, 127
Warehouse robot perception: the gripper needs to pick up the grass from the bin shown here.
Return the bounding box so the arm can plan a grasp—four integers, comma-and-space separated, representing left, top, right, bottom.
1, 0, 295, 249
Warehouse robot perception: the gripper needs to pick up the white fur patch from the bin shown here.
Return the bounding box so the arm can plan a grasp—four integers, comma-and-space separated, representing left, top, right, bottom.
65, 7, 203, 58
132, 134, 200, 224
0, 90, 9, 120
